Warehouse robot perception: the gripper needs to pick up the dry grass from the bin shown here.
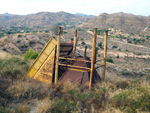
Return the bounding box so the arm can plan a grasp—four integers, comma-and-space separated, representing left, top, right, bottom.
61, 80, 80, 93
3, 77, 150, 113
36, 98, 53, 113
7, 80, 34, 99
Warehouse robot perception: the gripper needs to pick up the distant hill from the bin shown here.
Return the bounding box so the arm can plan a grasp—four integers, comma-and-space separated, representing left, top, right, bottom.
75, 13, 96, 17
0, 11, 93, 27
80, 12, 150, 35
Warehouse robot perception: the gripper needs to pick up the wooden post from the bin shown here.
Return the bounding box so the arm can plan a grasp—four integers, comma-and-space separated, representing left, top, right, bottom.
55, 27, 61, 85
84, 46, 87, 58
89, 28, 97, 89
95, 47, 97, 63
73, 29, 77, 58
102, 31, 108, 81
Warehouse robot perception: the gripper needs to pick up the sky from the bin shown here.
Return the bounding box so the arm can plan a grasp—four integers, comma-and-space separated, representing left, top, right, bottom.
0, 0, 150, 16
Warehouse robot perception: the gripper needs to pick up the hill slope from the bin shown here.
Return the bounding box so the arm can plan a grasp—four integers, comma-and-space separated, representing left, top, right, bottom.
79, 12, 150, 35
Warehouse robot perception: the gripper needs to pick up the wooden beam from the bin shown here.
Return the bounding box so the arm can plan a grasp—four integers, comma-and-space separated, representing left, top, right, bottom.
89, 28, 97, 89
102, 31, 108, 81
55, 27, 61, 85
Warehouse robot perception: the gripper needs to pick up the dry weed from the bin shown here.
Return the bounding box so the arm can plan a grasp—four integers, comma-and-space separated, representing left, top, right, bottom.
61, 80, 79, 93
102, 107, 123, 113
17, 104, 30, 113
7, 80, 41, 99
36, 98, 53, 113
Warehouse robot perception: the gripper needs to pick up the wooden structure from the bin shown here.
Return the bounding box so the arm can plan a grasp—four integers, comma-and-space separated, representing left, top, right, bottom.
27, 27, 108, 89
55, 27, 108, 89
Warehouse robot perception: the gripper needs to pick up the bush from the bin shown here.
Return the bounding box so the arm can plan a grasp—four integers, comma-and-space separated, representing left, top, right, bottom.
0, 57, 29, 79
116, 55, 119, 58
62, 31, 68, 34
24, 48, 38, 60
77, 28, 84, 31
18, 35, 22, 38
127, 40, 132, 43
137, 52, 142, 55
112, 45, 118, 49
110, 87, 150, 112
106, 58, 113, 63
146, 36, 150, 40
98, 42, 103, 49
118, 48, 121, 51
81, 41, 86, 45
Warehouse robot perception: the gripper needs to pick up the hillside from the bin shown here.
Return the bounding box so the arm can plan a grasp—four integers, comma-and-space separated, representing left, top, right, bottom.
79, 12, 150, 35
0, 11, 150, 113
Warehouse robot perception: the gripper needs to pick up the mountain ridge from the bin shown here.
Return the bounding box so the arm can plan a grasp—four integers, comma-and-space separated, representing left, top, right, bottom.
0, 11, 93, 27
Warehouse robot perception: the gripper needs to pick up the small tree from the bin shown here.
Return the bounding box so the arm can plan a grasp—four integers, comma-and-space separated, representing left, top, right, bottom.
24, 48, 38, 60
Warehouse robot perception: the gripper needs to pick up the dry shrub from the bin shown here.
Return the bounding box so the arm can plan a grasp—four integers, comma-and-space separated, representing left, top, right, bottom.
102, 107, 123, 113
115, 80, 131, 89
36, 98, 53, 113
17, 105, 30, 113
95, 81, 116, 92
61, 80, 80, 93
7, 80, 41, 99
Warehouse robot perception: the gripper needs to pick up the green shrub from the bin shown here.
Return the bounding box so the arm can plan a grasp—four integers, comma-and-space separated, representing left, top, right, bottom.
98, 42, 103, 49
146, 36, 150, 39
110, 87, 150, 112
127, 40, 132, 43
0, 107, 10, 113
137, 52, 142, 55
116, 55, 119, 58
62, 31, 68, 34
81, 41, 86, 45
18, 35, 22, 38
0, 57, 29, 79
112, 45, 118, 49
118, 48, 121, 51
71, 38, 74, 41
24, 48, 38, 60
133, 38, 136, 41
45, 31, 49, 33
106, 58, 113, 63
77, 28, 84, 31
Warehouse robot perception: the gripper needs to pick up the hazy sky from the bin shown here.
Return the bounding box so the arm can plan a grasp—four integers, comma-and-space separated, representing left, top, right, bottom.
0, 0, 150, 16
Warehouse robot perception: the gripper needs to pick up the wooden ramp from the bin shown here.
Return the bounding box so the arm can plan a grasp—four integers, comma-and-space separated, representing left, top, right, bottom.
27, 38, 57, 83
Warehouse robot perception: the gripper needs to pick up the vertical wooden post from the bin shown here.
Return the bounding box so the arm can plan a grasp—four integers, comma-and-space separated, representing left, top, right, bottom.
95, 47, 97, 63
89, 28, 97, 89
73, 29, 77, 58
102, 31, 108, 81
55, 27, 61, 85
84, 46, 87, 58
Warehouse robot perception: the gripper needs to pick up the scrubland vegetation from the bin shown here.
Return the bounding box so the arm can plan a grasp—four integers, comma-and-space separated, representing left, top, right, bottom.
0, 55, 150, 113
